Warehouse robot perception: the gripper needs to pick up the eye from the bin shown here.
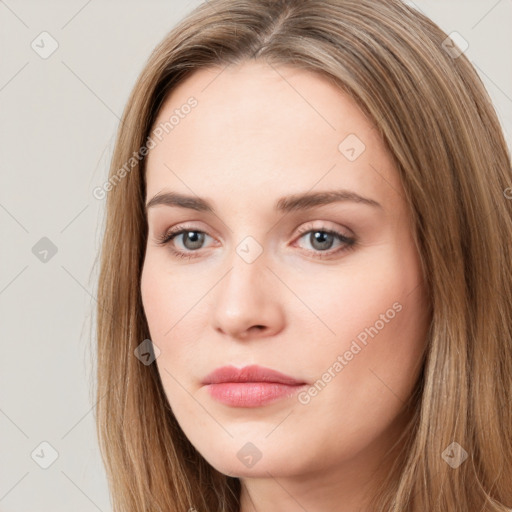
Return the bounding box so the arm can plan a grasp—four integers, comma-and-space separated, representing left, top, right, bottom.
155, 226, 213, 260
154, 223, 357, 261
293, 224, 356, 259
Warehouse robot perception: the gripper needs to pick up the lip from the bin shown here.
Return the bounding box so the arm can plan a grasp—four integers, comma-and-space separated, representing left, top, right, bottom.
201, 365, 308, 408
201, 364, 306, 385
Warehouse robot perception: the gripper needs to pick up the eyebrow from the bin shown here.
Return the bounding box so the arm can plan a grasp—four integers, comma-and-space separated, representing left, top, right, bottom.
145, 189, 382, 213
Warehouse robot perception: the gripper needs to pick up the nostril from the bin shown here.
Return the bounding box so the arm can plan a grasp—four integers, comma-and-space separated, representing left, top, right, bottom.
248, 325, 265, 334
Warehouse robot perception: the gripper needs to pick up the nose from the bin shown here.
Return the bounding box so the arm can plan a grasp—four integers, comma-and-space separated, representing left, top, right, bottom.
212, 253, 285, 340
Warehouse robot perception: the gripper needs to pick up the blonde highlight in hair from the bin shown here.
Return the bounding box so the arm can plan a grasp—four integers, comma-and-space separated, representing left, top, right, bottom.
95, 0, 512, 510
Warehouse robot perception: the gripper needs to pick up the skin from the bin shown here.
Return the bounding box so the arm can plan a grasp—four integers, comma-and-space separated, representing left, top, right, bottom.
141, 60, 430, 511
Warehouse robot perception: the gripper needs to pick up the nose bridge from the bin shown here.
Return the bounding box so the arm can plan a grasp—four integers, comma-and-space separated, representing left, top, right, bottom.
212, 237, 284, 337
220, 241, 269, 309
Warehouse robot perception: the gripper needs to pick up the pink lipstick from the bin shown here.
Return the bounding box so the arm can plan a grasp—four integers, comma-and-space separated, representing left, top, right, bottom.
201, 364, 307, 407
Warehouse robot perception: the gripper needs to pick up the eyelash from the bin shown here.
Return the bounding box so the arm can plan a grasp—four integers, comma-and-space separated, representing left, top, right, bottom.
155, 223, 357, 260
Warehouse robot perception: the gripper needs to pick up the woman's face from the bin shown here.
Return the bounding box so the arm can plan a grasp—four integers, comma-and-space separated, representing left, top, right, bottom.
141, 60, 430, 483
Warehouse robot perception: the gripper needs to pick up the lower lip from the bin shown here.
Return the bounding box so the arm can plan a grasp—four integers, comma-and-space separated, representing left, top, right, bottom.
204, 382, 307, 407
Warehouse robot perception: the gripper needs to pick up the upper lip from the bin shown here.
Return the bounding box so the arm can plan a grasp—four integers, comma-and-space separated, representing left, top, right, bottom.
201, 364, 306, 385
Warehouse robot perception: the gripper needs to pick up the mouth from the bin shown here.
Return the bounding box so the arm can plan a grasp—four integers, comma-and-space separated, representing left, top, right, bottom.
201, 364, 308, 408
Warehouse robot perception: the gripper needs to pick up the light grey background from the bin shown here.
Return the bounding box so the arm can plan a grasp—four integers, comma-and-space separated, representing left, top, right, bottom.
1, 1, 511, 511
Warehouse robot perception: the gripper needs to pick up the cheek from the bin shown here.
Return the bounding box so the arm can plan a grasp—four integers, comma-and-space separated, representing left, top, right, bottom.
297, 239, 428, 401
286, 253, 428, 464
140, 261, 167, 337
356, 260, 428, 400
140, 253, 197, 337
140, 252, 180, 344
287, 245, 425, 352
140, 255, 209, 379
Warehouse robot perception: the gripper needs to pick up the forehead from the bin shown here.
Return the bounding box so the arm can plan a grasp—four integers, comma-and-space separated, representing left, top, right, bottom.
145, 60, 402, 211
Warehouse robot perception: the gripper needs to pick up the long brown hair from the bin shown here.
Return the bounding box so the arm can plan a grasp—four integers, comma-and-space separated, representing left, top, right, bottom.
94, 0, 512, 510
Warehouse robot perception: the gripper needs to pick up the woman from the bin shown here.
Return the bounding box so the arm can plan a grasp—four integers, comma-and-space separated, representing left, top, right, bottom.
95, 0, 512, 510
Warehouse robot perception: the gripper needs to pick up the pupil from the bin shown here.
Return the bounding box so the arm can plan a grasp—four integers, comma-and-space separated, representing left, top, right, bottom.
184, 231, 204, 249
312, 231, 333, 250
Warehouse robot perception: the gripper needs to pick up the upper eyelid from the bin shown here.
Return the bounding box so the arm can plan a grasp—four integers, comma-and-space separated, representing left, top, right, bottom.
165, 220, 348, 236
